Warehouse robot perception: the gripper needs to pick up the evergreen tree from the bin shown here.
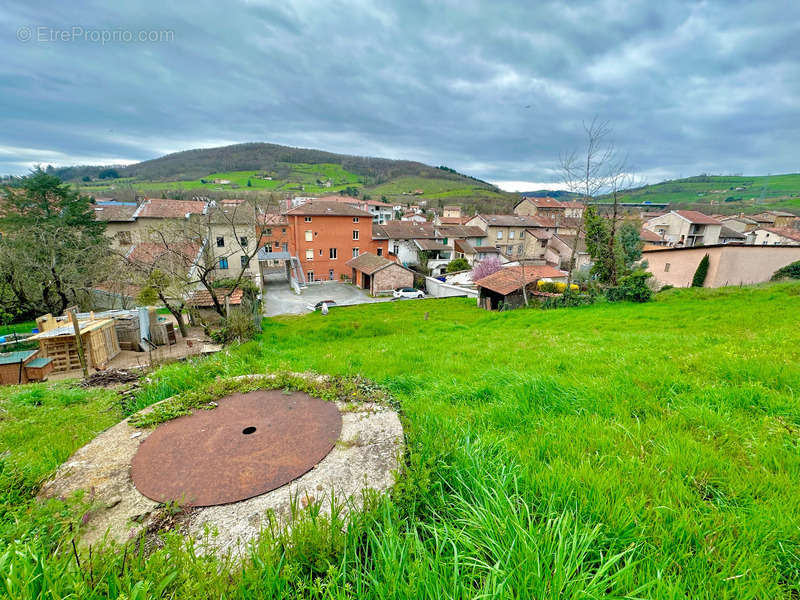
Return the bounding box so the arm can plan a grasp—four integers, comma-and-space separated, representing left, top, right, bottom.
691, 254, 710, 287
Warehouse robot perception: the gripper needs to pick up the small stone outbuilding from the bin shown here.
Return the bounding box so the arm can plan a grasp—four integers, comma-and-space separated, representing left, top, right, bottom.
474, 265, 567, 310
345, 252, 414, 295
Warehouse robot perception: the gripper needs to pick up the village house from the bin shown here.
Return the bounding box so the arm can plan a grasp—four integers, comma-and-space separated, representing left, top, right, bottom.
718, 214, 760, 233
514, 197, 585, 222
750, 210, 799, 229
285, 200, 388, 283
465, 214, 566, 259
750, 227, 800, 246
94, 197, 209, 249
644, 244, 800, 288
401, 212, 427, 223
326, 196, 394, 224
718, 225, 747, 244
93, 201, 138, 250
434, 205, 472, 225
193, 201, 262, 285
643, 210, 722, 246
453, 240, 501, 266
345, 252, 414, 295
474, 265, 567, 310
640, 228, 669, 248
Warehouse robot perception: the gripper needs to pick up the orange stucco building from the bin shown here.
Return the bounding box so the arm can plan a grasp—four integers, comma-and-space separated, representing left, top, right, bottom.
285, 201, 390, 282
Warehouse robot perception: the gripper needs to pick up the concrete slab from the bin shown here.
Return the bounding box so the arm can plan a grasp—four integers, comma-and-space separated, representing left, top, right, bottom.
263, 281, 391, 316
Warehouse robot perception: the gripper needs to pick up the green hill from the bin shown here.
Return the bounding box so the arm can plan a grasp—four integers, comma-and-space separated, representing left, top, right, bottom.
48, 142, 515, 208
2, 282, 800, 597
611, 173, 800, 213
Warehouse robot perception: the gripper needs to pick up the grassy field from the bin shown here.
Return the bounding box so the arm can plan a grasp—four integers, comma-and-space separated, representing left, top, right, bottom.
1, 283, 800, 598
615, 173, 800, 212
78, 163, 364, 196
0, 320, 35, 336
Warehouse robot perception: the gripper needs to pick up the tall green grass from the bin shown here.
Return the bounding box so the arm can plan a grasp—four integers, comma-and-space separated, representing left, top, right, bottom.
1, 283, 799, 597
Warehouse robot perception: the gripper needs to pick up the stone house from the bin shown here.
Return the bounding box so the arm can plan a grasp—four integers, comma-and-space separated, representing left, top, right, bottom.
345, 252, 414, 295
474, 265, 567, 310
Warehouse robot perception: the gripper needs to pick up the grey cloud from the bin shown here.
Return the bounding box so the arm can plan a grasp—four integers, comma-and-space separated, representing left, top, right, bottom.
0, 0, 798, 185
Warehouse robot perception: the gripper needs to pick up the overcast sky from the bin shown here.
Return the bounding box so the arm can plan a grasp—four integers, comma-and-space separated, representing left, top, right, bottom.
1, 0, 798, 190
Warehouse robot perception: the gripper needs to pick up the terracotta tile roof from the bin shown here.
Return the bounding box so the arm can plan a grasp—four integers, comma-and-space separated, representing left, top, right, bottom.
186, 287, 243, 307
640, 228, 666, 243
674, 210, 722, 225
438, 216, 471, 224
763, 227, 800, 242
476, 214, 554, 227
415, 239, 450, 251
526, 228, 553, 240
126, 242, 202, 268
93, 202, 137, 222
454, 239, 475, 254
474, 265, 567, 295
134, 198, 207, 219
286, 200, 371, 217
437, 224, 486, 238
375, 221, 438, 239
475, 246, 501, 254
260, 213, 288, 225
345, 252, 402, 275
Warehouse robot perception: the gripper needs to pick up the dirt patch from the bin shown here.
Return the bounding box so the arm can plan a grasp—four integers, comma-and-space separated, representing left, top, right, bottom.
38, 373, 404, 556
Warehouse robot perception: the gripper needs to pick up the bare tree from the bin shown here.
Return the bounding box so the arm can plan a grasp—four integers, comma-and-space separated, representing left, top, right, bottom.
560, 118, 636, 287
132, 193, 280, 319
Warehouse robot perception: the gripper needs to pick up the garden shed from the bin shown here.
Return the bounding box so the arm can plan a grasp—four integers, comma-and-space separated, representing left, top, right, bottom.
29, 315, 120, 373
474, 265, 567, 310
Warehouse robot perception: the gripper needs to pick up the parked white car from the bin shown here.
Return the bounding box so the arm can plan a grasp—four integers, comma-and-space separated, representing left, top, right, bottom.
393, 287, 425, 299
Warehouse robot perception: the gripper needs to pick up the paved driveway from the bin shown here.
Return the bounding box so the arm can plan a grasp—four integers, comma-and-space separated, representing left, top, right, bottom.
263, 281, 390, 316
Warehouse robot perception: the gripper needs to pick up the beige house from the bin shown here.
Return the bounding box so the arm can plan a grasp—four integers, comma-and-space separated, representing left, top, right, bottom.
94, 198, 208, 249
751, 211, 799, 228
644, 245, 800, 288
514, 197, 584, 222
93, 201, 138, 250
466, 214, 558, 258
719, 215, 760, 233
644, 210, 722, 246
750, 227, 800, 246
194, 202, 262, 285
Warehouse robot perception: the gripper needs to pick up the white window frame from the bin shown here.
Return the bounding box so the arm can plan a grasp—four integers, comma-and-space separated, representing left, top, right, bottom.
305, 230, 313, 242
496, 231, 503, 240
352, 230, 359, 240
304, 216, 312, 223
305, 249, 314, 260
329, 248, 338, 259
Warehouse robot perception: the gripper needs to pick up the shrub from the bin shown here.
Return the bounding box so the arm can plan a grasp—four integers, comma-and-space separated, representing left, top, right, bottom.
771, 260, 800, 280
446, 258, 470, 273
210, 308, 259, 344
606, 270, 654, 303
541, 290, 596, 309
691, 254, 710, 287
659, 284, 674, 292
537, 280, 579, 293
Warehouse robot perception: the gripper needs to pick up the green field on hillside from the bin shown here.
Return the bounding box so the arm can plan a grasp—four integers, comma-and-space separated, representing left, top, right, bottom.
78, 163, 364, 196
2, 283, 800, 598
616, 173, 800, 212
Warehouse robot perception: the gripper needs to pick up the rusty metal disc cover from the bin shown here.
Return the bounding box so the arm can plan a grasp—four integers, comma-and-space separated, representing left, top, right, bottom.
131, 390, 342, 507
